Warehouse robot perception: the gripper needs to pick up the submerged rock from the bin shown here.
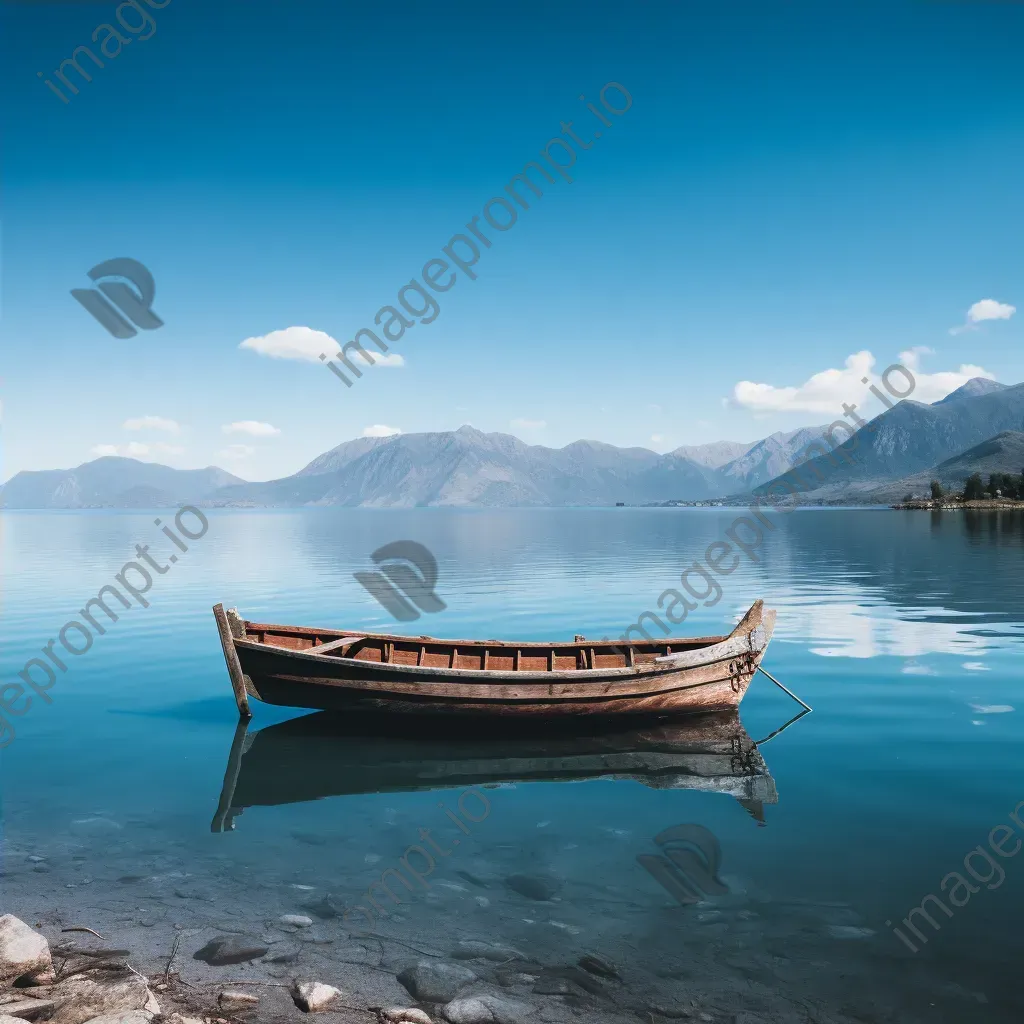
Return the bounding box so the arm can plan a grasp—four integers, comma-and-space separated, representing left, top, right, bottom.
43, 973, 159, 1024
291, 979, 341, 1012
451, 941, 523, 962
192, 935, 268, 966
504, 875, 559, 901
279, 914, 313, 928
75, 1013, 153, 1024
379, 1009, 433, 1024
442, 995, 532, 1024
305, 895, 340, 920
398, 961, 476, 1003
263, 941, 302, 963
0, 914, 52, 985
218, 989, 260, 1010
577, 953, 618, 979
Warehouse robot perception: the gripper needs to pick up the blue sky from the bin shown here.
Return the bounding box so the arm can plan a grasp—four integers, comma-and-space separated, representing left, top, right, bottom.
3, 0, 1023, 481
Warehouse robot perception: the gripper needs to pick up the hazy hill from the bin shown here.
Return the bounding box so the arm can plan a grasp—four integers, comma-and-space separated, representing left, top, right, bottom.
211, 426, 722, 507
9, 380, 1022, 508
670, 439, 755, 470
717, 425, 830, 492
0, 458, 244, 509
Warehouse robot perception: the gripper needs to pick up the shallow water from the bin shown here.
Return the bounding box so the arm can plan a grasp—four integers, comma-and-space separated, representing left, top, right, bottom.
2, 507, 1023, 1022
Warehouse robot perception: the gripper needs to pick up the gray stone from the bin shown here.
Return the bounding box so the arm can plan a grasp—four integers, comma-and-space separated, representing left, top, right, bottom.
279, 914, 313, 927
218, 989, 259, 1010
399, 961, 477, 1003
263, 942, 301, 964
78, 1014, 153, 1024
452, 941, 523, 963
192, 935, 268, 966
577, 953, 618, 979
44, 974, 159, 1024
0, 914, 52, 985
442, 995, 532, 1024
291, 979, 341, 1012
380, 1010, 433, 1024
504, 875, 559, 901
647, 1006, 694, 1020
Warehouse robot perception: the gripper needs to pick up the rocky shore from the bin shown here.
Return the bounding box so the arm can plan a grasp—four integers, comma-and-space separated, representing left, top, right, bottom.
891, 499, 1024, 510
1, 805, 1011, 1024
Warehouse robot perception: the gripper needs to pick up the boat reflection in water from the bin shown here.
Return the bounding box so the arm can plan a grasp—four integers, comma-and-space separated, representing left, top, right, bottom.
211, 709, 787, 832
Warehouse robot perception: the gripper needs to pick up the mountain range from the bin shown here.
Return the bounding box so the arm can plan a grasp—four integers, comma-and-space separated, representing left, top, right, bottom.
755, 377, 1023, 503
2, 378, 1021, 508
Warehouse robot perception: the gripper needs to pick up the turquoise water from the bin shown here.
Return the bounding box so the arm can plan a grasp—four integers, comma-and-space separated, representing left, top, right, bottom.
2, 508, 1023, 1021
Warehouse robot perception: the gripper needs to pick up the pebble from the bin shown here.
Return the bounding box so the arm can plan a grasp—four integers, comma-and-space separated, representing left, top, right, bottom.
380, 1009, 433, 1024
218, 989, 259, 1010
192, 936, 269, 966
279, 914, 313, 927
291, 979, 342, 1012
452, 940, 524, 962
263, 942, 301, 963
399, 960, 477, 1003
442, 994, 532, 1024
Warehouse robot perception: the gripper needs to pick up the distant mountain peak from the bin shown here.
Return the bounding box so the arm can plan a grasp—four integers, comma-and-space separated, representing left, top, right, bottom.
934, 377, 1006, 405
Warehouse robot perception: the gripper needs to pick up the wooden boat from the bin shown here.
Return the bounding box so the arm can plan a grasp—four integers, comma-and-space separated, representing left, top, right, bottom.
211, 709, 779, 832
212, 599, 776, 720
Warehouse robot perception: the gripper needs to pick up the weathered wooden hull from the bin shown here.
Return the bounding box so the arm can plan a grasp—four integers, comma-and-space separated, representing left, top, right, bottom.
211, 708, 778, 832
214, 600, 776, 720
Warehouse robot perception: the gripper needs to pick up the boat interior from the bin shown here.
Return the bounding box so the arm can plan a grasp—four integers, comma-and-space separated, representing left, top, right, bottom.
239, 619, 730, 672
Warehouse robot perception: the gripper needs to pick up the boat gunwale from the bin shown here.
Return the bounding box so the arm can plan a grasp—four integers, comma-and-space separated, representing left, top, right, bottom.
240, 620, 729, 651
232, 617, 771, 685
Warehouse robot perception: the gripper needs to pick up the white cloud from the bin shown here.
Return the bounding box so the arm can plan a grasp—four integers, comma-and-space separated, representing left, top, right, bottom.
222, 420, 281, 437
123, 415, 180, 433
950, 298, 1016, 334
361, 424, 401, 437
731, 348, 996, 413
90, 441, 162, 458
361, 352, 405, 367
240, 326, 340, 362
898, 347, 995, 404
511, 418, 547, 431
731, 351, 876, 413
239, 325, 404, 368
651, 434, 665, 443
219, 444, 255, 460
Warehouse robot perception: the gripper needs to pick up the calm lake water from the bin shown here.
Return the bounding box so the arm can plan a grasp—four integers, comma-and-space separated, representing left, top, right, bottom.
2, 508, 1023, 1023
